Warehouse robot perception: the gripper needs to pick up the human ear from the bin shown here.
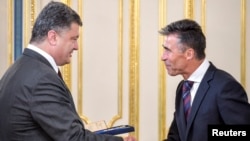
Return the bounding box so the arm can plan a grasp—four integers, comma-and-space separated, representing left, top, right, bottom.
185, 48, 194, 60
47, 30, 57, 46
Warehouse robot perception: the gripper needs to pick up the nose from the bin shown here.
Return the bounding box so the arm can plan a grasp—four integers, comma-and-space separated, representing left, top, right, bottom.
74, 41, 79, 50
161, 51, 167, 61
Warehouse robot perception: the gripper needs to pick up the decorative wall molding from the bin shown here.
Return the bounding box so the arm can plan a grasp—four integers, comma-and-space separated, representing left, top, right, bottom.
129, 0, 140, 139
158, 0, 167, 141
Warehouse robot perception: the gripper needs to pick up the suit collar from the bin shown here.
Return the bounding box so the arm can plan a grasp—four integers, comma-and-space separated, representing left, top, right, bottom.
186, 62, 217, 131
175, 62, 217, 139
26, 44, 58, 72
23, 48, 54, 70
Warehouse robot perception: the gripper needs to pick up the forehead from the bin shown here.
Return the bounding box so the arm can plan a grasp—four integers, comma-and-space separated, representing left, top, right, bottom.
163, 34, 185, 53
164, 34, 180, 45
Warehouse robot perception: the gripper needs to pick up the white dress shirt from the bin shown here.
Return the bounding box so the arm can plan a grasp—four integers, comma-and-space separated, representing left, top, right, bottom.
187, 59, 210, 105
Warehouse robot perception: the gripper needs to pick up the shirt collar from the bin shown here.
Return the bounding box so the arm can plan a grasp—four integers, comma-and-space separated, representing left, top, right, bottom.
188, 59, 210, 83
27, 44, 59, 73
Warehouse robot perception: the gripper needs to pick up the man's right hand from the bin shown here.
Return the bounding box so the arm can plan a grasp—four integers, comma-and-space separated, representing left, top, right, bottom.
123, 135, 137, 141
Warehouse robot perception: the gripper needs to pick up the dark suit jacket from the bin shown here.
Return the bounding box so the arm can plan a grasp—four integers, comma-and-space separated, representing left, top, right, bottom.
165, 62, 250, 141
0, 48, 123, 141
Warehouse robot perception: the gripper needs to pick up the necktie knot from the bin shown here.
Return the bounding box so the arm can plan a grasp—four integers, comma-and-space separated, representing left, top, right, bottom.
182, 80, 194, 98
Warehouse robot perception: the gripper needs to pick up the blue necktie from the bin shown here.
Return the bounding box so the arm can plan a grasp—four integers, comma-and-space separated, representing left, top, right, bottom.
182, 80, 194, 121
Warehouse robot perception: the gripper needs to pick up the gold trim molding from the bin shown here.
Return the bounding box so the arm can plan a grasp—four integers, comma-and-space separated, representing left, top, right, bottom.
77, 0, 85, 123
129, 0, 140, 139
8, 0, 13, 66
24, 0, 35, 47
201, 0, 206, 34
240, 0, 246, 88
158, 0, 167, 141
185, 0, 194, 19
61, 0, 72, 91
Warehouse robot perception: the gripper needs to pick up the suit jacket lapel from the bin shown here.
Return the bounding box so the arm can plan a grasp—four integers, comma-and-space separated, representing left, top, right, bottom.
175, 80, 188, 140
186, 63, 217, 132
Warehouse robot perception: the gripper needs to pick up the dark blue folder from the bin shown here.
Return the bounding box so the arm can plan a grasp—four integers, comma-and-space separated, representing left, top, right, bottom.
95, 125, 134, 135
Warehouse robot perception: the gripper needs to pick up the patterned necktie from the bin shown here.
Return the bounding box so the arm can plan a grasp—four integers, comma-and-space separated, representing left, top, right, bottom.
182, 80, 194, 121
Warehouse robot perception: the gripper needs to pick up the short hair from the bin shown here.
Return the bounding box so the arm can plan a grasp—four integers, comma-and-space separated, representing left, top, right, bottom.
159, 19, 206, 60
29, 1, 82, 43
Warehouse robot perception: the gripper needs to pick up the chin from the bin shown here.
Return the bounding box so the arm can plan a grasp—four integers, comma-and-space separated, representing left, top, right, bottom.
66, 58, 71, 64
167, 72, 178, 76
61, 61, 70, 66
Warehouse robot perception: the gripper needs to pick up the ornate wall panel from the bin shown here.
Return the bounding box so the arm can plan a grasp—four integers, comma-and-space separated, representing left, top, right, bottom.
78, 0, 125, 129
158, 1, 167, 141
7, 0, 13, 66
240, 0, 246, 88
129, 0, 140, 139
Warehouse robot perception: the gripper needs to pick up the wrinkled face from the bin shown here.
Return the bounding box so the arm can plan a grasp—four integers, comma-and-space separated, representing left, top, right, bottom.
161, 34, 189, 76
53, 23, 80, 66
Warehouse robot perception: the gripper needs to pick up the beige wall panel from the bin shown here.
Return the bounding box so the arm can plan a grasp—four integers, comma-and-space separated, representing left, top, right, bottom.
206, 0, 241, 82
166, 0, 184, 23
140, 1, 159, 141
206, 0, 249, 95
0, 1, 9, 78
120, 0, 131, 128
81, 0, 128, 126
194, 0, 201, 21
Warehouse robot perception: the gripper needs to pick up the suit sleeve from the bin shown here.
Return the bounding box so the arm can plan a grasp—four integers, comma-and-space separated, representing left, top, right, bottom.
30, 73, 123, 141
164, 112, 181, 141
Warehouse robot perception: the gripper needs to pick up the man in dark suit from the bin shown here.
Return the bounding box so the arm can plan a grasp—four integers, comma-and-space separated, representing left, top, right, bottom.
159, 19, 250, 141
0, 1, 136, 141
